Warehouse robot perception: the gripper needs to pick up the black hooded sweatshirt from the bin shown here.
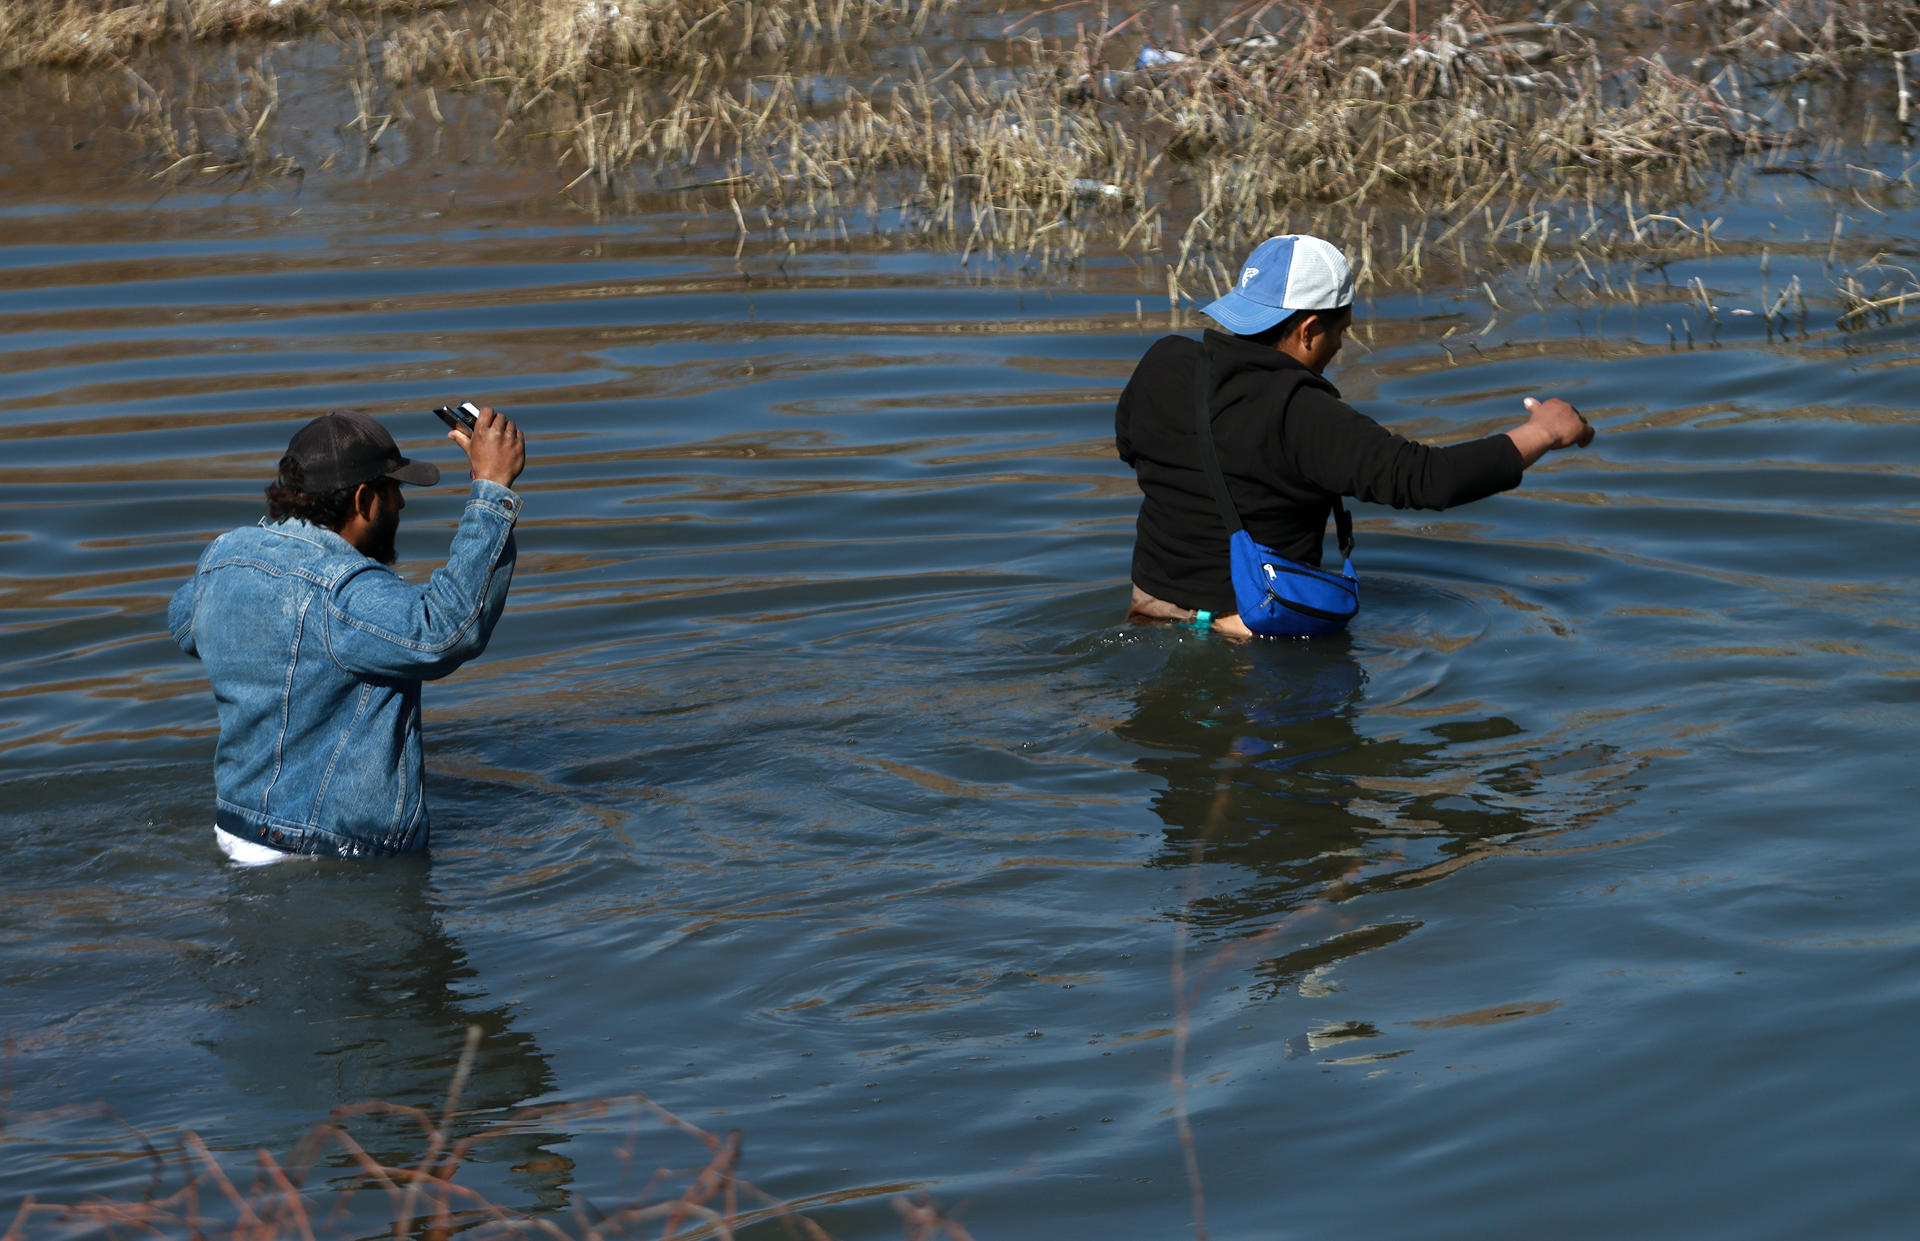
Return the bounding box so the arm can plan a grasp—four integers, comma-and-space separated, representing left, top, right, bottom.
1115, 330, 1524, 613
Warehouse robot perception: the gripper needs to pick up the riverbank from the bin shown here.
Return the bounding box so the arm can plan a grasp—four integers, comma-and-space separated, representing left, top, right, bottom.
8, 0, 1920, 314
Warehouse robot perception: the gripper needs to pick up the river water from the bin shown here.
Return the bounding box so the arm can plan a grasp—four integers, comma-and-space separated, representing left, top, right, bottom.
4, 145, 1920, 1238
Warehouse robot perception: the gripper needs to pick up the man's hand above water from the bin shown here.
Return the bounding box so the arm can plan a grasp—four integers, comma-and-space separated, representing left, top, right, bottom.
1507, 396, 1594, 468
449, 405, 526, 490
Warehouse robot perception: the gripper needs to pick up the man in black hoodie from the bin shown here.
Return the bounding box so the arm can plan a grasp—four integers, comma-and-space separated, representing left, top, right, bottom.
1116, 234, 1594, 637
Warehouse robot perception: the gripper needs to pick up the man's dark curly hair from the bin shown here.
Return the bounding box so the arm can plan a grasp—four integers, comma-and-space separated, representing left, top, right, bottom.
265, 456, 357, 529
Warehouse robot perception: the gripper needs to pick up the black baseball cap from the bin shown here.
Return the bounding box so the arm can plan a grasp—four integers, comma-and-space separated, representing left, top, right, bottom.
284, 410, 440, 491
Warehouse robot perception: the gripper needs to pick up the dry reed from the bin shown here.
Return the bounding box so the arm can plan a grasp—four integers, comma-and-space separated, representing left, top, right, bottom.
381, 0, 1799, 295
383, 0, 956, 92
0, 1026, 956, 1241
0, 0, 455, 71
126, 55, 303, 181
7, 0, 1920, 314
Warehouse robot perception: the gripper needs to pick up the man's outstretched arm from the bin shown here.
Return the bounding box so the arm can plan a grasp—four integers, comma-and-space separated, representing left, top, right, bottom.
1289, 392, 1595, 512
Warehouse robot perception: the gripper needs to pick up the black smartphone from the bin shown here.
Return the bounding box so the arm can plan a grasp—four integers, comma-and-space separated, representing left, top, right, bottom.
433, 401, 481, 433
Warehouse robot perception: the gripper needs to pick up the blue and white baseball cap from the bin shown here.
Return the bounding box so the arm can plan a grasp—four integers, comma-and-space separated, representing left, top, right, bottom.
1202, 235, 1355, 334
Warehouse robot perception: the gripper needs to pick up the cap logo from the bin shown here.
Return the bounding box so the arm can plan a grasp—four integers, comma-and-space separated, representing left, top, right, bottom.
1241, 267, 1259, 288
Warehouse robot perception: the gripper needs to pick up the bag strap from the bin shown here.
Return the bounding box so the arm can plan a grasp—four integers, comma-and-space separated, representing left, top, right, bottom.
1191, 342, 1354, 560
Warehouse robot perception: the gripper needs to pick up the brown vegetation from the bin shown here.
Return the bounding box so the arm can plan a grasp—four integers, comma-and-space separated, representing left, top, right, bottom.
0, 0, 454, 71
0, 1029, 976, 1241
5, 0, 1920, 309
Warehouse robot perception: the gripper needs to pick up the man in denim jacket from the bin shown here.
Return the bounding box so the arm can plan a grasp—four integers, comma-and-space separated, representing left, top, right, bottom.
169, 407, 526, 862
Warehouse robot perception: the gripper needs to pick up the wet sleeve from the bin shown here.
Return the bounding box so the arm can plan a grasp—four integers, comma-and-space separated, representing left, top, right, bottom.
168, 578, 198, 658
324, 480, 521, 681
1285, 395, 1524, 510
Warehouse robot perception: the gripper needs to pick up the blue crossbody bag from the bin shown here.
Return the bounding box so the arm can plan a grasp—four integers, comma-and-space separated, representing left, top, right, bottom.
1192, 348, 1359, 638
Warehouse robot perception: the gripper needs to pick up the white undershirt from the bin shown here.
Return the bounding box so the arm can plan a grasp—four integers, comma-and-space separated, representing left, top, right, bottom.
214, 825, 297, 866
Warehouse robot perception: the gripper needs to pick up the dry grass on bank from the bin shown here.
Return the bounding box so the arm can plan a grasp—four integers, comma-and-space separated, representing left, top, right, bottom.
10, 0, 1920, 308
385, 0, 957, 90
452, 2, 1780, 285
0, 1030, 975, 1241
0, 0, 457, 71
1122, 10, 1772, 290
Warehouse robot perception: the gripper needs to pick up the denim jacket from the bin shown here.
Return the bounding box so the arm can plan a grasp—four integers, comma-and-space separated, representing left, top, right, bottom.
169, 479, 520, 858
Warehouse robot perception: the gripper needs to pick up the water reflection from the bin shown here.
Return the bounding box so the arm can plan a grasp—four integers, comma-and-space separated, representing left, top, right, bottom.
200, 858, 570, 1210
1117, 633, 1573, 992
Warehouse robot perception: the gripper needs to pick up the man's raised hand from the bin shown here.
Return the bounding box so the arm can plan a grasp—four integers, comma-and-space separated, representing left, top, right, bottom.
449, 405, 526, 489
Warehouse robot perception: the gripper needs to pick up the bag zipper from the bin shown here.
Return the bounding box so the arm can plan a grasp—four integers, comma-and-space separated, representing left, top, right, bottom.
1263, 562, 1357, 622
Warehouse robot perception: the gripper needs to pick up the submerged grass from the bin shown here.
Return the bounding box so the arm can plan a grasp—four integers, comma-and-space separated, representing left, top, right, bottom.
0, 1028, 983, 1241
8, 0, 1920, 313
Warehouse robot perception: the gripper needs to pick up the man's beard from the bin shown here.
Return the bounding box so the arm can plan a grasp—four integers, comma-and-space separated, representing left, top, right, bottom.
361, 511, 399, 565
